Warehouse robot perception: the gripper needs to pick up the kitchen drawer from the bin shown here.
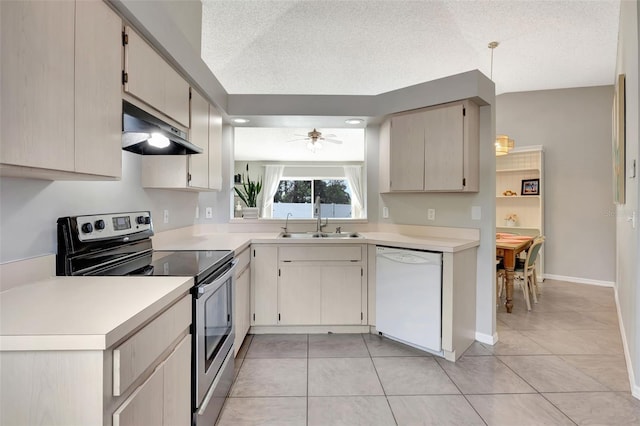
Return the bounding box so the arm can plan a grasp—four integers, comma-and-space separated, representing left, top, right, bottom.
113, 295, 191, 396
113, 360, 164, 426
236, 247, 251, 275
279, 245, 362, 262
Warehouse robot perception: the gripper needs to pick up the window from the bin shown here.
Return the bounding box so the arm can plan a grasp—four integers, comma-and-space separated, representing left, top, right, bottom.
273, 179, 352, 219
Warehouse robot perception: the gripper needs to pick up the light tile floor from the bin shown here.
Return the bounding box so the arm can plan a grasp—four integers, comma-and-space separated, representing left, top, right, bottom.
217, 279, 640, 425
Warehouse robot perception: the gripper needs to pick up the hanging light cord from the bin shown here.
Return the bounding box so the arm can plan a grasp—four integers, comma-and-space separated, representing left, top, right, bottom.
488, 41, 499, 80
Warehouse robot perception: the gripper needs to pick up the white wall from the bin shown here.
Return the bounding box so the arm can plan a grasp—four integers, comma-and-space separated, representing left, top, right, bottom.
615, 0, 640, 398
496, 86, 616, 284
0, 152, 198, 263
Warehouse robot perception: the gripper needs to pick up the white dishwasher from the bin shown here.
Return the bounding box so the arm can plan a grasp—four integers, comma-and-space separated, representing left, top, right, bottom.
376, 246, 442, 353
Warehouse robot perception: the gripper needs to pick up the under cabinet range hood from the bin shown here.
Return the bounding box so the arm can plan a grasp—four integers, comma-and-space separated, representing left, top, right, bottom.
122, 101, 202, 155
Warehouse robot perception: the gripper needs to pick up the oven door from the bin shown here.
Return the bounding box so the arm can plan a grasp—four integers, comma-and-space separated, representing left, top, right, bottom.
194, 259, 237, 409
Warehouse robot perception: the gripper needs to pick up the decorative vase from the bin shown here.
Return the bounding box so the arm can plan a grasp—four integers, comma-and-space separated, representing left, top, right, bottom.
242, 207, 259, 219
505, 219, 516, 227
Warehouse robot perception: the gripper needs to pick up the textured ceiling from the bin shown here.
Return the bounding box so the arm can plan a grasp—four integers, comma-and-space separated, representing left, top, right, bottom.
201, 0, 620, 96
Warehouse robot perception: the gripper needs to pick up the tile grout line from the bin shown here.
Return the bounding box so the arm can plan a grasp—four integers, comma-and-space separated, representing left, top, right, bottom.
434, 356, 488, 426
362, 333, 399, 426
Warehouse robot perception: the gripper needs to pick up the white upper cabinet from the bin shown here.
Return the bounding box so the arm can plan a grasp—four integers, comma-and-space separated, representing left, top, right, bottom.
75, 0, 122, 178
380, 100, 479, 193
1, 0, 121, 180
123, 26, 190, 128
188, 89, 210, 189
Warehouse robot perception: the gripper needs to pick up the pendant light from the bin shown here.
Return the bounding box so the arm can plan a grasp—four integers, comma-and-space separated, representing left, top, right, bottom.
489, 41, 515, 156
495, 135, 514, 156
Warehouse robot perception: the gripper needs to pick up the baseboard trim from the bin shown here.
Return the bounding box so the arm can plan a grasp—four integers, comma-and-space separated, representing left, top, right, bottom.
475, 331, 498, 345
249, 325, 370, 334
544, 274, 614, 287
614, 286, 640, 400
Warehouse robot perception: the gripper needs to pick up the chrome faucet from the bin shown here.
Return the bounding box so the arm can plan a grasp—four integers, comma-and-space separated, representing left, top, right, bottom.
282, 212, 292, 234
314, 196, 328, 232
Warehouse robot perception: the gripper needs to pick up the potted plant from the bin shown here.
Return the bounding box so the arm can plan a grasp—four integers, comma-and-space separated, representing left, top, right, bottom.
504, 213, 518, 227
234, 173, 262, 219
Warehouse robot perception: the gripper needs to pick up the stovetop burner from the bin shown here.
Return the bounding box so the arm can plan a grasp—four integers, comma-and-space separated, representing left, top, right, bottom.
141, 250, 234, 282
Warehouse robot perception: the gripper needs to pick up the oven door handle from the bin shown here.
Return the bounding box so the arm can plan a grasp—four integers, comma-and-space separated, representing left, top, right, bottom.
195, 259, 238, 298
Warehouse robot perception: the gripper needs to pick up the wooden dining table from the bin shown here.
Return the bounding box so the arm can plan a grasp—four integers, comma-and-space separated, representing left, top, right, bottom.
496, 233, 534, 313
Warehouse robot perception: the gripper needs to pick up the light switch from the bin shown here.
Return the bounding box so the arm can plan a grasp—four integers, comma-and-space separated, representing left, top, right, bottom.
205, 207, 213, 219
163, 210, 169, 224
427, 209, 436, 221
382, 207, 389, 218
471, 206, 482, 220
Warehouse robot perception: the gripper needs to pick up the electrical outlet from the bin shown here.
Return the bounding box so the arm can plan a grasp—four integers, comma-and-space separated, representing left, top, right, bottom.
427, 208, 435, 221
163, 209, 169, 224
205, 207, 213, 219
382, 207, 389, 218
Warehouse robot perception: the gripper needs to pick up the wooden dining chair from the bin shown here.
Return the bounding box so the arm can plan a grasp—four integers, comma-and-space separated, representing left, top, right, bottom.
514, 236, 545, 310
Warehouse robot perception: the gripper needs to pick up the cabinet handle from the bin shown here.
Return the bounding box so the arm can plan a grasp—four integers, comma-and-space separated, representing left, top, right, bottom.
278, 313, 281, 321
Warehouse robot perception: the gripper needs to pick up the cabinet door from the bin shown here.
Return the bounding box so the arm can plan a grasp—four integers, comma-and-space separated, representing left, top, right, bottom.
124, 27, 189, 127
278, 265, 322, 325
208, 104, 223, 190
424, 104, 464, 191
124, 27, 165, 119
389, 112, 425, 191
163, 335, 191, 426
234, 266, 251, 355
189, 89, 210, 189
321, 266, 363, 325
1, 0, 75, 171
113, 364, 164, 426
251, 246, 279, 325
75, 0, 122, 178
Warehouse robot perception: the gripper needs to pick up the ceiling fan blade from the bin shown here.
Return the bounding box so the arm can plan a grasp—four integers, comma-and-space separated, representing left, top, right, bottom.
286, 138, 309, 143
323, 134, 337, 138
323, 138, 343, 144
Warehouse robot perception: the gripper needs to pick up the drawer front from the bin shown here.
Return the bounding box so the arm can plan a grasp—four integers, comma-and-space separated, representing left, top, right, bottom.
279, 245, 362, 262
113, 295, 191, 396
236, 247, 251, 275
112, 361, 164, 426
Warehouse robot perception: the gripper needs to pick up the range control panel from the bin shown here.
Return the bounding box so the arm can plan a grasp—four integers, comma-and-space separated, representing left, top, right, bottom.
76, 211, 152, 242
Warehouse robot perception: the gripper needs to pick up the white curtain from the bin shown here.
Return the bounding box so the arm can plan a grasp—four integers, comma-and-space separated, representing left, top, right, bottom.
343, 165, 364, 218
261, 165, 285, 218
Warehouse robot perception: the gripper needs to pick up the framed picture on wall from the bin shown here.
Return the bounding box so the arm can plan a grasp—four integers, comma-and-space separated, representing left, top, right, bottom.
521, 178, 540, 196
612, 73, 626, 205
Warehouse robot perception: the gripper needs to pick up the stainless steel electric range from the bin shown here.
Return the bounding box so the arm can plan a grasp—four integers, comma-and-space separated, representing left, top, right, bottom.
56, 211, 236, 426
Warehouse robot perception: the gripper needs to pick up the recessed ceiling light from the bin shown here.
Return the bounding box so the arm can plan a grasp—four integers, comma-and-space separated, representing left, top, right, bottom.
232, 118, 250, 124
345, 118, 363, 125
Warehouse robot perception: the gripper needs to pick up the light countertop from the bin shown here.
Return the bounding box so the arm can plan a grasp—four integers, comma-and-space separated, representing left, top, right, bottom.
0, 276, 193, 351
153, 231, 478, 253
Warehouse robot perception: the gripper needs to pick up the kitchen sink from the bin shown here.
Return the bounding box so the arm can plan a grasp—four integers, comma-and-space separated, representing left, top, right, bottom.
278, 232, 363, 239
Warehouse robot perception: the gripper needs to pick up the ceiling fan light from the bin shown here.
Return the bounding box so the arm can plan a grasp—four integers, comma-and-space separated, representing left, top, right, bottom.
307, 141, 322, 152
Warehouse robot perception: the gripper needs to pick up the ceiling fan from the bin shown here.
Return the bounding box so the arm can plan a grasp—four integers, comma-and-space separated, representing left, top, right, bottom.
287, 128, 343, 152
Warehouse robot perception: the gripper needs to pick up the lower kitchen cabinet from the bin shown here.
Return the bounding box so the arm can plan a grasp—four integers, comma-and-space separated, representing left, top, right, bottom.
250, 245, 279, 326
278, 265, 322, 324
0, 295, 191, 426
321, 265, 363, 325
250, 244, 367, 328
114, 334, 191, 426
234, 247, 251, 355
